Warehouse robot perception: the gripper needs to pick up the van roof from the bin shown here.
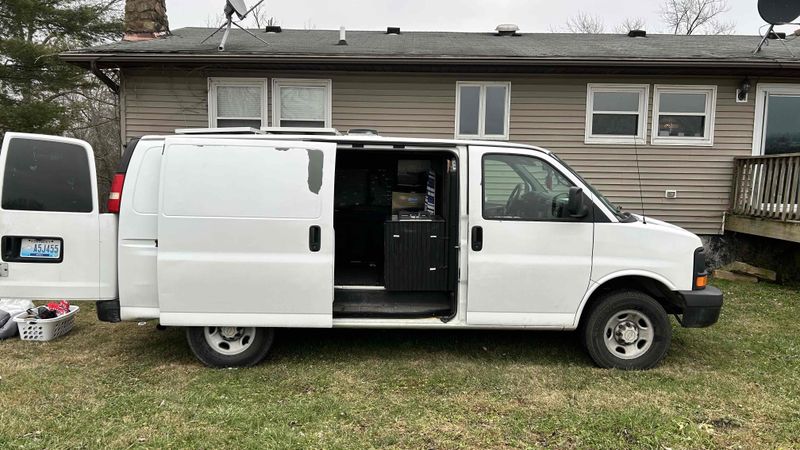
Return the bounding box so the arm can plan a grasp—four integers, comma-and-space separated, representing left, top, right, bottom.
137, 133, 552, 155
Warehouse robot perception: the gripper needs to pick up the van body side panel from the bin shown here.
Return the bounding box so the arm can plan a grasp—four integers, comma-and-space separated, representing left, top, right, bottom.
591, 221, 700, 292
118, 141, 162, 317
99, 213, 119, 300
157, 138, 336, 327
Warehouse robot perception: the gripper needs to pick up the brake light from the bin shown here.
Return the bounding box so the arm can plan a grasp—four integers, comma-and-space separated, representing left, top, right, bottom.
107, 173, 125, 213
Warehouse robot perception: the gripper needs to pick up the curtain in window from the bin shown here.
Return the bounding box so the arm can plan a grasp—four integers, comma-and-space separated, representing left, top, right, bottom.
280, 86, 326, 121
217, 86, 262, 119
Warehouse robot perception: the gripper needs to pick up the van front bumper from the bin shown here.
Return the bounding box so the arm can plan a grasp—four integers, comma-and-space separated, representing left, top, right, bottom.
676, 286, 723, 328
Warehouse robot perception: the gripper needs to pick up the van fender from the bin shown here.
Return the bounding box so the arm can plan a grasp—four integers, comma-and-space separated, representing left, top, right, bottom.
570, 270, 679, 329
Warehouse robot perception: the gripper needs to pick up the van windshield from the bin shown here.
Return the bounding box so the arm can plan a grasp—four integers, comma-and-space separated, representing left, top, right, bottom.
551, 154, 635, 222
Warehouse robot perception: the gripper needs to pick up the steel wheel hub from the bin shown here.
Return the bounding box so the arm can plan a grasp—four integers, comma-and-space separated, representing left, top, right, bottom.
204, 326, 256, 356
604, 310, 654, 360
615, 321, 640, 344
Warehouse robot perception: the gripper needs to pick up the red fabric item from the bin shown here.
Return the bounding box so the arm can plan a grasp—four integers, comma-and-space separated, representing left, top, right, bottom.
46, 300, 71, 316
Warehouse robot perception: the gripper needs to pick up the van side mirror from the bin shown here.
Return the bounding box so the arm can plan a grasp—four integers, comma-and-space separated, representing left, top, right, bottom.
567, 187, 589, 219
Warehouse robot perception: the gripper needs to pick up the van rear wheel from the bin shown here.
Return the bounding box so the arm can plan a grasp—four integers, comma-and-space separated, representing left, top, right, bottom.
186, 326, 275, 368
583, 290, 671, 370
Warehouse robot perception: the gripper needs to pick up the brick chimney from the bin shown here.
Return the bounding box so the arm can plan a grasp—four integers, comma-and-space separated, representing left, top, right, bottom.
124, 0, 170, 41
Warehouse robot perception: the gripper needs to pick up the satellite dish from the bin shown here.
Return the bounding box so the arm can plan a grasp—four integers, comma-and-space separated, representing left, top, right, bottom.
201, 0, 269, 51
226, 0, 249, 20
758, 0, 800, 25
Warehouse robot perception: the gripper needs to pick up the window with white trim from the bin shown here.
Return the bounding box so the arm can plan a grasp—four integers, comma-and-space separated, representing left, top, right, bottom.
456, 82, 510, 140
272, 79, 332, 128
208, 78, 267, 128
652, 85, 717, 146
585, 84, 649, 144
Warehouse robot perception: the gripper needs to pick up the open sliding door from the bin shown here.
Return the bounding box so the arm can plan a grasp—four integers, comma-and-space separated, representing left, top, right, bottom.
157, 137, 336, 328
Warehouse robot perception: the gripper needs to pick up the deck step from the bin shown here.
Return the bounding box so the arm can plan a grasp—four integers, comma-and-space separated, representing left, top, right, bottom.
713, 269, 758, 283
723, 261, 777, 282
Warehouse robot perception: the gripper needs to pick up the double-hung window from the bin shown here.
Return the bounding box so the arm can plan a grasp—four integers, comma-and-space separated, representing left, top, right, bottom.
456, 82, 510, 140
652, 85, 717, 146
208, 78, 267, 128
585, 84, 649, 144
272, 79, 332, 128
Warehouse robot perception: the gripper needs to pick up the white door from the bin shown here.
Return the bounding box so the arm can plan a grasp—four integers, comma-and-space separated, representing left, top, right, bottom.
157, 137, 337, 328
0, 133, 107, 300
467, 146, 594, 327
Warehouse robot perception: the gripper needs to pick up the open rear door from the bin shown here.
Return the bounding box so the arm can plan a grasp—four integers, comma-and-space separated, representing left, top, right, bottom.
0, 133, 112, 300
157, 137, 336, 328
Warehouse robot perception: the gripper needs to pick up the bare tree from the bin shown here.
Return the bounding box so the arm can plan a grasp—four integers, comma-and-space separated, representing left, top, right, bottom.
615, 17, 647, 33
65, 80, 121, 209
248, 3, 278, 29
661, 0, 735, 35
563, 11, 606, 33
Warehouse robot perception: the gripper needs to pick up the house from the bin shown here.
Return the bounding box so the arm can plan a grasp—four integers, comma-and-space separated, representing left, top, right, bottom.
60, 1, 800, 246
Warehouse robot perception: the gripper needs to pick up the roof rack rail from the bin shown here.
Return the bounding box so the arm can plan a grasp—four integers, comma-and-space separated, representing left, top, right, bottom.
260, 127, 341, 135
174, 127, 264, 135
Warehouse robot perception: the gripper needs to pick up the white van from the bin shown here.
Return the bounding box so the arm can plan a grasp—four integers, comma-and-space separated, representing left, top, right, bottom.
0, 131, 722, 370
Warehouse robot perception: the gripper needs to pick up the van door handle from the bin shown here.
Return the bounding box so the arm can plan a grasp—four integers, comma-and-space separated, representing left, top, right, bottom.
309, 226, 321, 252
471, 226, 483, 251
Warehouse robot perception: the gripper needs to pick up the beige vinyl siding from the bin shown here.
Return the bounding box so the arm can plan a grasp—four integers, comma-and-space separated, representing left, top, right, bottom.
121, 68, 755, 234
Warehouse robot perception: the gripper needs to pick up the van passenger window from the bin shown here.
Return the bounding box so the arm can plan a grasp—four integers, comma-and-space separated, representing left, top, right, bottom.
2, 138, 93, 213
483, 154, 574, 221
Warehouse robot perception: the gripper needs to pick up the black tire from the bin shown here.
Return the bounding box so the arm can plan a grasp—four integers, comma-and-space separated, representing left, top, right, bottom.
583, 290, 671, 370
186, 326, 275, 368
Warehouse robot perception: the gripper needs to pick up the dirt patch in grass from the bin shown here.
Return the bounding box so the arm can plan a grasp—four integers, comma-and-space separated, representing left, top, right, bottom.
1, 279, 799, 449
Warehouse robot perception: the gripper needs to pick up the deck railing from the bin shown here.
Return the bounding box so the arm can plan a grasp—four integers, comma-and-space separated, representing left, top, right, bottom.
731, 154, 800, 222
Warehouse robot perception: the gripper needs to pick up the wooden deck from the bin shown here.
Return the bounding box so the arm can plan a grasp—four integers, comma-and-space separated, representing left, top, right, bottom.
728, 153, 800, 243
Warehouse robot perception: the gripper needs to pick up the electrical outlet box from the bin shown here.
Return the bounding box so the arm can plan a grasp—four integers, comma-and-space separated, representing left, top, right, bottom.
665, 189, 678, 199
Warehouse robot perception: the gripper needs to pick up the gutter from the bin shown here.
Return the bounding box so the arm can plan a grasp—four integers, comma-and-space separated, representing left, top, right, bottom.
61, 52, 800, 71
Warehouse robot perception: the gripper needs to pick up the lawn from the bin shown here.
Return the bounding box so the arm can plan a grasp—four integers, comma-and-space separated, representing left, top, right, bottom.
1, 279, 799, 449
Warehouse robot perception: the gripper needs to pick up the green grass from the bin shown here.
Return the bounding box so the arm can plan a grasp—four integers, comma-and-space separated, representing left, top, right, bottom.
1, 279, 799, 449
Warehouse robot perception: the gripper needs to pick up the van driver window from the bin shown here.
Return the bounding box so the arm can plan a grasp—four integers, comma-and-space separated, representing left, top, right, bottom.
482, 154, 574, 221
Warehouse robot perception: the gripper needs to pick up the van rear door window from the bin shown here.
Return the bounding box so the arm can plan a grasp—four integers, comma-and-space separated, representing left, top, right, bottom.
2, 138, 93, 213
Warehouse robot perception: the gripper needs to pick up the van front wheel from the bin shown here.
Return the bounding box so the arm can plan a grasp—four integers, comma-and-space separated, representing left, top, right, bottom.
186, 326, 275, 368
583, 291, 671, 370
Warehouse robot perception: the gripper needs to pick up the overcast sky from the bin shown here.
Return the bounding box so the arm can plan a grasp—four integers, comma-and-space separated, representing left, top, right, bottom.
164, 0, 796, 36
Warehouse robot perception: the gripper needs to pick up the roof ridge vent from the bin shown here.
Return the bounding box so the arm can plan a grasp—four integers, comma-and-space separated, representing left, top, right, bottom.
386, 27, 401, 35
265, 25, 282, 33
627, 29, 647, 38
495, 24, 520, 36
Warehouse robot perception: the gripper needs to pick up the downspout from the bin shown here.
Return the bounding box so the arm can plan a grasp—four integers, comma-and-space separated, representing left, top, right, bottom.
90, 60, 120, 94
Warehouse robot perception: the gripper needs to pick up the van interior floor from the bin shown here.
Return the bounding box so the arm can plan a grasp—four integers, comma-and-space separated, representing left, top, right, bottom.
333, 290, 452, 319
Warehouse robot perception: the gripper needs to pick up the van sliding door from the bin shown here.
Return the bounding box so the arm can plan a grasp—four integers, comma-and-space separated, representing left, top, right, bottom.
157, 137, 336, 328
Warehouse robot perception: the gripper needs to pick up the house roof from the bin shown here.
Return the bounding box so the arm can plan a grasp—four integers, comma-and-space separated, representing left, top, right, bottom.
61, 27, 800, 73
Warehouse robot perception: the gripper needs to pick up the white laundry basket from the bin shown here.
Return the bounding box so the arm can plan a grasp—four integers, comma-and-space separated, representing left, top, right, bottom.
14, 306, 80, 341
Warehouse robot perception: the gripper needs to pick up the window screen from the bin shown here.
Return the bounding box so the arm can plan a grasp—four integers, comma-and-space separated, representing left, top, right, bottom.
2, 138, 93, 212
211, 81, 265, 128
279, 86, 326, 127
274, 80, 331, 128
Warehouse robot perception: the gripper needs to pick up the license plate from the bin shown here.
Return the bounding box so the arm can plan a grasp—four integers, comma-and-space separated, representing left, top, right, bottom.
20, 239, 61, 259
